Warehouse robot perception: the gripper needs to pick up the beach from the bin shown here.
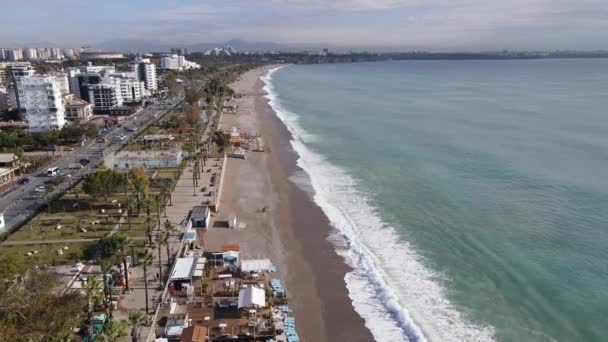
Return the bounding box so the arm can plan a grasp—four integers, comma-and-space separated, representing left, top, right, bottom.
204, 66, 374, 342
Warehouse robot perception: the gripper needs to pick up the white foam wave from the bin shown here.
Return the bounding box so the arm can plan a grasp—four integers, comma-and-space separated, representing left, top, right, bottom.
261, 66, 496, 342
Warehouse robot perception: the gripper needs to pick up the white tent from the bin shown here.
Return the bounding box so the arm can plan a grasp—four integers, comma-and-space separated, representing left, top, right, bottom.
170, 257, 197, 281
238, 287, 266, 308
241, 259, 272, 273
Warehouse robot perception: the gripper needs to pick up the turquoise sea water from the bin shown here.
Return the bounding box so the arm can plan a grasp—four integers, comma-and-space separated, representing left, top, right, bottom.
264, 60, 608, 342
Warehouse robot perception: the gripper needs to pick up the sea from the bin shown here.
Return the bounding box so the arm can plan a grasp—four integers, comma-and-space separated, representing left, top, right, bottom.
261, 59, 608, 342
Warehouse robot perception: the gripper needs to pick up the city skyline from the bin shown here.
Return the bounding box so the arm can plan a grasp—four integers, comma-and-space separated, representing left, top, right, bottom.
1, 0, 607, 51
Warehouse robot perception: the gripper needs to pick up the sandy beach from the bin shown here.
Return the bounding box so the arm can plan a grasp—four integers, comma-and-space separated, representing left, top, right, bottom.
203, 66, 375, 342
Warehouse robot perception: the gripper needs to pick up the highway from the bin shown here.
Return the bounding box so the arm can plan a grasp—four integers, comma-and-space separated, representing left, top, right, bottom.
0, 96, 183, 233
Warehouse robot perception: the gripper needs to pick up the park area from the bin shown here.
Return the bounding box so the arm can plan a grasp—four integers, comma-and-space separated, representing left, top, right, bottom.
0, 166, 179, 274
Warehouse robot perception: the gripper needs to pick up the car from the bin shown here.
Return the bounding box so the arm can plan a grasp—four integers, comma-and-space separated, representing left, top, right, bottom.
79, 159, 91, 165
34, 186, 46, 193
17, 177, 30, 184
63, 146, 74, 151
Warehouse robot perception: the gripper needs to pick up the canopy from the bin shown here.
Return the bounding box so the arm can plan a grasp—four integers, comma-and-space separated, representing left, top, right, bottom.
170, 257, 196, 281
241, 259, 272, 273
238, 286, 266, 308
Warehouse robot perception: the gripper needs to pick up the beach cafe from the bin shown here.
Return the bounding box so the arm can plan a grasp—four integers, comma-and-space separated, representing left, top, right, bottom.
238, 286, 266, 309
169, 257, 197, 296
241, 259, 274, 274
189, 206, 211, 229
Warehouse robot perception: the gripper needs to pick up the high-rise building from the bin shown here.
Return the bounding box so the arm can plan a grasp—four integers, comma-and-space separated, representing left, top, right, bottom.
160, 54, 200, 70
19, 75, 67, 132
63, 48, 76, 59
68, 65, 145, 113
129, 58, 157, 92
23, 48, 38, 60
36, 48, 51, 60
10, 63, 36, 111
7, 49, 23, 61
171, 48, 188, 56
50, 48, 63, 60
0, 49, 6, 61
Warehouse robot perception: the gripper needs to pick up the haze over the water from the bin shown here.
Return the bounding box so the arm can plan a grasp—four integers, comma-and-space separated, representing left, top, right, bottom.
1, 0, 607, 50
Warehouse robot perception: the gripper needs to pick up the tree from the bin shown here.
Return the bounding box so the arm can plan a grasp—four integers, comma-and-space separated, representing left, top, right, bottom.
165, 72, 178, 95
144, 199, 154, 246
163, 221, 175, 265
184, 103, 201, 127
50, 334, 76, 342
100, 259, 114, 318
112, 234, 132, 291
129, 167, 150, 212
98, 320, 128, 342
82, 170, 126, 203
166, 179, 175, 206
184, 87, 202, 106
81, 275, 103, 321
39, 129, 61, 146
137, 249, 154, 314
126, 196, 136, 230
211, 129, 229, 154
127, 310, 146, 342
0, 271, 85, 341
155, 231, 168, 281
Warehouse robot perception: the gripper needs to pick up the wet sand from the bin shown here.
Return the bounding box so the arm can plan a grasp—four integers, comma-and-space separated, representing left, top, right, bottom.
204, 66, 374, 342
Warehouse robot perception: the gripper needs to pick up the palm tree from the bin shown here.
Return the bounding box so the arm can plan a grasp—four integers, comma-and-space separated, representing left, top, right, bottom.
144, 200, 153, 246
114, 234, 132, 291
163, 221, 175, 265
127, 310, 146, 342
155, 231, 169, 282
154, 193, 162, 226
100, 259, 113, 317
50, 334, 75, 342
137, 249, 154, 314
98, 320, 128, 342
126, 196, 135, 231
81, 275, 102, 321
166, 179, 175, 206
211, 129, 228, 154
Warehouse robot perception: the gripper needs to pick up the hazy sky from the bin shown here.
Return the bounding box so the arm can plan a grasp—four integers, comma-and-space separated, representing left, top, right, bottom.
1, 0, 607, 50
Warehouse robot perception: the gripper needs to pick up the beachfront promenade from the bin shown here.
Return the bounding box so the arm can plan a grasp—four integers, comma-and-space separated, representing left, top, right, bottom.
113, 162, 222, 332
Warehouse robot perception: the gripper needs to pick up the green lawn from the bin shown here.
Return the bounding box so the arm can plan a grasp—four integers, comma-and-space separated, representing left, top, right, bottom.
0, 242, 97, 270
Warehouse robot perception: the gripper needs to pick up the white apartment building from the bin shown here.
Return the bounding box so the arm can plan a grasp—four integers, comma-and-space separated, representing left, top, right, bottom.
129, 58, 157, 91
19, 75, 67, 132
10, 63, 36, 111
23, 48, 38, 60
68, 66, 147, 111
86, 78, 124, 112
0, 49, 6, 61
7, 49, 23, 61
37, 48, 51, 60
63, 48, 76, 59
116, 75, 146, 103
50, 48, 63, 60
160, 54, 200, 70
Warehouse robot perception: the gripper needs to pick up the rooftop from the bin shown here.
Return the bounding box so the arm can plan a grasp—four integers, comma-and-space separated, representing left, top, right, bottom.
190, 206, 209, 220
0, 153, 18, 163
170, 257, 197, 281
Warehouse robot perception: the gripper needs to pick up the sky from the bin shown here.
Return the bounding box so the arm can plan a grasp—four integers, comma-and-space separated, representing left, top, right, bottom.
1, 0, 607, 50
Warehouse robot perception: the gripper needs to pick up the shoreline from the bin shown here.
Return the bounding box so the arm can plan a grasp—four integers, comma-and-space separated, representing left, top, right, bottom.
206, 65, 374, 341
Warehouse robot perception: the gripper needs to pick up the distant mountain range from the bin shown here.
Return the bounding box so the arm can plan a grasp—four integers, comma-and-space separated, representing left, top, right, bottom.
93, 39, 297, 53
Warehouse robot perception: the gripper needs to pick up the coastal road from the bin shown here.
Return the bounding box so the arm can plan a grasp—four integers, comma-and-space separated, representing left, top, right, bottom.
0, 97, 183, 233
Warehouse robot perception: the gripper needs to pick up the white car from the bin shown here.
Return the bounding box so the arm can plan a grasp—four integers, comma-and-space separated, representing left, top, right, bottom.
34, 186, 46, 193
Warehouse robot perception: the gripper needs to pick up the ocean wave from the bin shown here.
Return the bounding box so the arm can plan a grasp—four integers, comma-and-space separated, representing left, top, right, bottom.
261, 66, 495, 342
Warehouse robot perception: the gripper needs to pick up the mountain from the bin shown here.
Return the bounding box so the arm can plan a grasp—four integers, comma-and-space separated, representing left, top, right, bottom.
94, 39, 291, 53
